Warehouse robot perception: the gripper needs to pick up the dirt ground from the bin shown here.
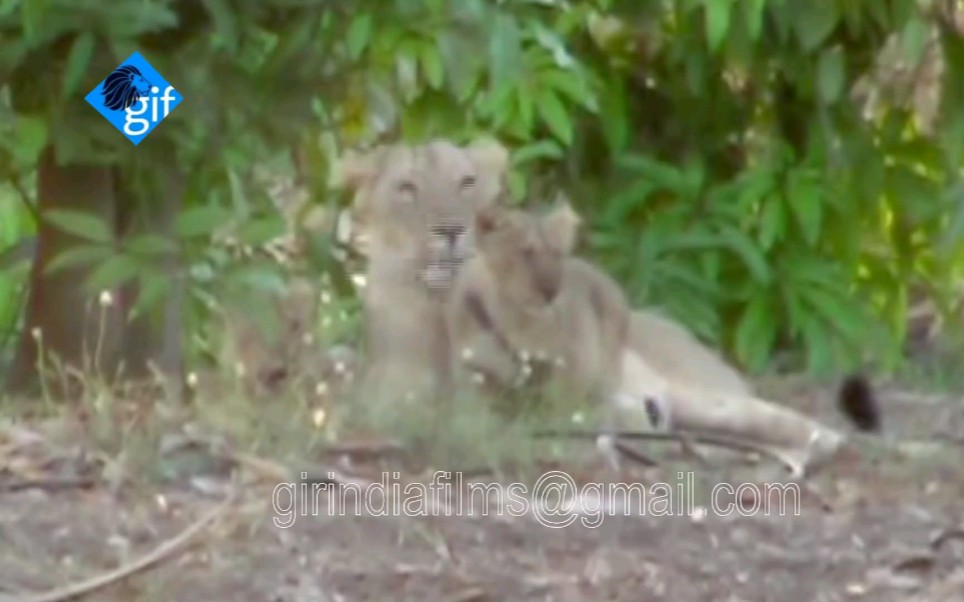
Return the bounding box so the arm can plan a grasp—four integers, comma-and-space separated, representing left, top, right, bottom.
1, 377, 963, 602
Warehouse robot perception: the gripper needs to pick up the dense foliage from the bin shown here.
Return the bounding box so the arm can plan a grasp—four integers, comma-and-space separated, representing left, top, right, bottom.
1, 0, 963, 380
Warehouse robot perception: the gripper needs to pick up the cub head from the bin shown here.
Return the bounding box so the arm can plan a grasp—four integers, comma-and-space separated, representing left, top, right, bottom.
337, 138, 509, 289
474, 197, 581, 308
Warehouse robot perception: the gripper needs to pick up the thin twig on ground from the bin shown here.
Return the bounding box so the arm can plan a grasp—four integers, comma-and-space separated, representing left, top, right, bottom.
2, 489, 237, 602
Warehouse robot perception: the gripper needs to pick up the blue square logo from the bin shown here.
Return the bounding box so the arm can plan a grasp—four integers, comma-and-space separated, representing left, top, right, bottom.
85, 52, 182, 146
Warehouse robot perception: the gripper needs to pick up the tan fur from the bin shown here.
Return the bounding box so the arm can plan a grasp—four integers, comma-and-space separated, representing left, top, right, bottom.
666, 381, 845, 476
628, 309, 754, 396
446, 200, 671, 435
448, 200, 845, 476
341, 136, 847, 475
336, 138, 509, 405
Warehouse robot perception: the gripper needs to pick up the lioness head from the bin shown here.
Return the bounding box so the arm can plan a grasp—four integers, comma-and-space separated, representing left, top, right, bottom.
337, 138, 509, 290
474, 197, 581, 308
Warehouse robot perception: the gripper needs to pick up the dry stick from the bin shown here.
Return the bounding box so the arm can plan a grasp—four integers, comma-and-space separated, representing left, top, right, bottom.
611, 440, 659, 467
533, 429, 804, 474
540, 429, 840, 510
6, 490, 237, 602
0, 477, 98, 493
225, 449, 469, 519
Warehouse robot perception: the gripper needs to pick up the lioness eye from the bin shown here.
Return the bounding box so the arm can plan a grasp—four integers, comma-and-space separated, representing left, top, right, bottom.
459, 175, 476, 190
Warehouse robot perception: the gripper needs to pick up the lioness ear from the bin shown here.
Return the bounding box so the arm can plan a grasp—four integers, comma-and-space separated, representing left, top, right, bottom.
543, 195, 581, 254
465, 138, 509, 178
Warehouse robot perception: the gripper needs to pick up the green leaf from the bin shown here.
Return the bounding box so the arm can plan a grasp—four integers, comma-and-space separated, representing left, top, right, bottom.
717, 224, 771, 283
85, 254, 142, 293
63, 32, 95, 96
541, 69, 597, 112
616, 155, 688, 194
43, 209, 113, 243
901, 17, 929, 66
786, 170, 823, 246
599, 78, 629, 154
228, 264, 288, 295
489, 13, 523, 88
174, 205, 233, 239
227, 168, 248, 215
743, 0, 766, 41
537, 89, 573, 146
0, 238, 33, 271
347, 12, 374, 60
236, 215, 286, 246
733, 293, 776, 372
758, 196, 786, 250
44, 244, 114, 275
887, 166, 941, 223
516, 85, 535, 133
792, 2, 838, 52
800, 312, 834, 376
512, 139, 564, 165
652, 260, 722, 296
507, 169, 527, 201
475, 83, 514, 122
0, 0, 21, 18
125, 234, 179, 257
127, 272, 170, 320
705, 0, 733, 53
816, 46, 845, 104
20, 0, 44, 44
736, 166, 775, 211
14, 116, 48, 165
419, 40, 444, 89
603, 180, 656, 223
203, 0, 239, 52
799, 285, 865, 343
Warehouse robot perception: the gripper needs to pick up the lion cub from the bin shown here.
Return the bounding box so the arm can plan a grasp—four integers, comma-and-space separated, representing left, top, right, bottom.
446, 199, 671, 436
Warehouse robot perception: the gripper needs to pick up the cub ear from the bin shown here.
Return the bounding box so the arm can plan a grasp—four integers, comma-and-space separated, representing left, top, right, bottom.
466, 138, 511, 209
474, 204, 507, 237
543, 194, 581, 254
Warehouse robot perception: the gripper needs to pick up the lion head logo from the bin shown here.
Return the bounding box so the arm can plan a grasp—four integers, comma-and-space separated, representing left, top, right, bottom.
101, 65, 153, 111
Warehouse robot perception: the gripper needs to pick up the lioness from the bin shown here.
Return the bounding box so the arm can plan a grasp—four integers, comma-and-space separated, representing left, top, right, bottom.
336, 138, 509, 406
446, 199, 672, 441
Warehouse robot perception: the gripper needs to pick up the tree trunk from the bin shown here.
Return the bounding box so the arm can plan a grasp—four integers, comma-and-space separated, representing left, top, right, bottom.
7, 146, 122, 398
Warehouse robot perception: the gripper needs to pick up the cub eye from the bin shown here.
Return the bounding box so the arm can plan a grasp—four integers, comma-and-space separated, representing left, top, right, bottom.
396, 181, 417, 201
459, 175, 476, 190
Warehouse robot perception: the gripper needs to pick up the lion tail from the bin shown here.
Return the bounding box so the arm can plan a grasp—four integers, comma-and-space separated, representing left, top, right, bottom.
836, 373, 882, 433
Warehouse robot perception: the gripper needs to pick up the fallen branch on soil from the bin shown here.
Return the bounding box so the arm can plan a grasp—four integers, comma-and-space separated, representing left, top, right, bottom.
319, 439, 408, 458
550, 429, 840, 511
533, 429, 807, 475
0, 477, 98, 493
3, 489, 237, 602
611, 440, 659, 466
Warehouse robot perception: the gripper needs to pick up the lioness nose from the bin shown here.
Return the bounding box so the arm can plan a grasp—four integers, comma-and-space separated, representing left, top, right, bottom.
431, 223, 466, 246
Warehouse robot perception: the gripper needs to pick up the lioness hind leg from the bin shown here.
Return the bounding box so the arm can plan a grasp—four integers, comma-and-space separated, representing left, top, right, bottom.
628, 309, 754, 397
